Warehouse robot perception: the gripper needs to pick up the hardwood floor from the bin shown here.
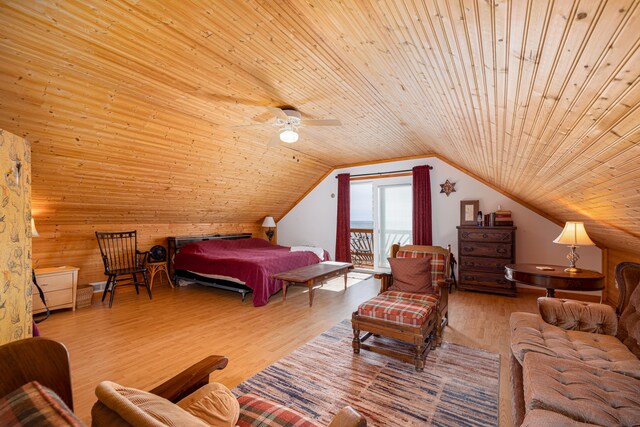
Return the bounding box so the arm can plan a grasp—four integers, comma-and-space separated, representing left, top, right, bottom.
36, 276, 538, 426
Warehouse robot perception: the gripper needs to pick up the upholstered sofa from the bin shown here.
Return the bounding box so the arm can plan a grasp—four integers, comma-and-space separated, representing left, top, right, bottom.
509, 262, 640, 426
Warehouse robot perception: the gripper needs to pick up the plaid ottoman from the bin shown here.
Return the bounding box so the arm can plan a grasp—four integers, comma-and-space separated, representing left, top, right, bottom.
352, 290, 439, 371
357, 291, 438, 327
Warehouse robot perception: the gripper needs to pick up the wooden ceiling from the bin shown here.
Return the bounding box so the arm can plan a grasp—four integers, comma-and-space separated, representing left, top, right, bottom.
0, 0, 638, 252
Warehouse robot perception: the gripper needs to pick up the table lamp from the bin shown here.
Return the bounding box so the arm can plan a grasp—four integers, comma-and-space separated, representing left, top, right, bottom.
553, 221, 595, 272
262, 216, 276, 242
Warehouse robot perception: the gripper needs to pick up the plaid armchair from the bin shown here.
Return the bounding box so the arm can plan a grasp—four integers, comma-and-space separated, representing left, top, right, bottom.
376, 244, 452, 344
352, 244, 452, 371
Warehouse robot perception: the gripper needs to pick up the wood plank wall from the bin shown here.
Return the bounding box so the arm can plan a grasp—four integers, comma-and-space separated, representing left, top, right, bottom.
605, 248, 640, 306
32, 223, 264, 285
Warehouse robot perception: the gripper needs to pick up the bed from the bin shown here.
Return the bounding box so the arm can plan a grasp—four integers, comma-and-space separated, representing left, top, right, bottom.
172, 236, 329, 306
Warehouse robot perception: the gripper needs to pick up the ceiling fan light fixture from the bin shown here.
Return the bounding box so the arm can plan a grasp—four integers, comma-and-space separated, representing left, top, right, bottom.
279, 129, 299, 143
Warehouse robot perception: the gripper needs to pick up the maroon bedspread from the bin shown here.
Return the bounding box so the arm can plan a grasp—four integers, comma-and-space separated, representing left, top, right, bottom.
174, 238, 329, 307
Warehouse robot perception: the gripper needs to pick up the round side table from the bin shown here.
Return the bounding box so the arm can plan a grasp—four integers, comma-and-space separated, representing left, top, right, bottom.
505, 263, 604, 297
147, 261, 174, 289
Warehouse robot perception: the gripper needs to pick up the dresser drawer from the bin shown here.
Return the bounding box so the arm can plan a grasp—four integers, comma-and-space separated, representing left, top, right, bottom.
459, 272, 513, 289
36, 272, 73, 292
459, 229, 514, 243
35, 272, 72, 292
32, 288, 73, 312
460, 242, 512, 259
459, 256, 510, 273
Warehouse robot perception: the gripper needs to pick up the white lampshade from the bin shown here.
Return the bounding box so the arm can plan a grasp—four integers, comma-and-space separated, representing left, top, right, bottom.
262, 216, 276, 228
279, 129, 299, 143
31, 217, 39, 237
553, 221, 595, 246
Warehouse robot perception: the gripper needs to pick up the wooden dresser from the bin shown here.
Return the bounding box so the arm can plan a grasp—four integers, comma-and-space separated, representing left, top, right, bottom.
33, 266, 79, 313
457, 226, 517, 296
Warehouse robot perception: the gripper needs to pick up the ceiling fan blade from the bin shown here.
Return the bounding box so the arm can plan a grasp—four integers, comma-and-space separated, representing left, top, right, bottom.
266, 106, 289, 120
268, 134, 281, 147
252, 111, 275, 123
300, 119, 342, 126
231, 123, 267, 128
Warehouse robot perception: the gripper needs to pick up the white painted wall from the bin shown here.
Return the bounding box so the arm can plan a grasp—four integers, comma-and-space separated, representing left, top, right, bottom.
277, 157, 602, 279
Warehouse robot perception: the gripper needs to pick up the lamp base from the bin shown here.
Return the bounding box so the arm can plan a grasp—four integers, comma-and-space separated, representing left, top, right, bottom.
564, 245, 581, 274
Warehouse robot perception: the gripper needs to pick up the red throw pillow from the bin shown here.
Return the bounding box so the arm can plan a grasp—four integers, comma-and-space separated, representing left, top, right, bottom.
388, 256, 433, 294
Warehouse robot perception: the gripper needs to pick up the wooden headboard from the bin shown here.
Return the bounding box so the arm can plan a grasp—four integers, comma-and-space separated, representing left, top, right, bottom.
167, 233, 252, 278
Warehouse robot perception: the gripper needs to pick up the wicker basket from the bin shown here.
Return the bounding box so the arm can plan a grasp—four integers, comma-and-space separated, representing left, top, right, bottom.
76, 284, 94, 309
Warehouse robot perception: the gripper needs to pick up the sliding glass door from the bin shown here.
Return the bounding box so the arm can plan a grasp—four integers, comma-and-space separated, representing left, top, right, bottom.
350, 182, 374, 269
374, 180, 412, 269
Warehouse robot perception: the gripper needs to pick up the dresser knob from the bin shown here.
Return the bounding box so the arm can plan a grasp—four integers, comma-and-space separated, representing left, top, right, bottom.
482, 233, 488, 238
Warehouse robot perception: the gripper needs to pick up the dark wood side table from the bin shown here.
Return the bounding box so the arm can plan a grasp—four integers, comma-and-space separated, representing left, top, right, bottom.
504, 263, 604, 297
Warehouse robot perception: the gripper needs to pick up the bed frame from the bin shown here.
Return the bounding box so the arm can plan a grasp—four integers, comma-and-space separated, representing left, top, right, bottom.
167, 233, 254, 301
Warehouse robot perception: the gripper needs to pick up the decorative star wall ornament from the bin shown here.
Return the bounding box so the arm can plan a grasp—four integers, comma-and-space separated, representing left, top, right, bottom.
440, 179, 456, 197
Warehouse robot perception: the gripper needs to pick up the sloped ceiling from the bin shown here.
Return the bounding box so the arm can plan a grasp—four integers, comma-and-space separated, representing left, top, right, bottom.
0, 0, 638, 253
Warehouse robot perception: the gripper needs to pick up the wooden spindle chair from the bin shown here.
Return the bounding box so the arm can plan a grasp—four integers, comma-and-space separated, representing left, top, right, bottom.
95, 231, 151, 308
0, 338, 74, 411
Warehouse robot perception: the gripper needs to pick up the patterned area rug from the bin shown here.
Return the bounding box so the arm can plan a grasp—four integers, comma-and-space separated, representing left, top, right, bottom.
233, 320, 500, 426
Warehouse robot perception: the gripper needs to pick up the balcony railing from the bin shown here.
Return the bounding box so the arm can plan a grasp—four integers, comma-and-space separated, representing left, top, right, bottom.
350, 228, 374, 268
379, 229, 411, 268
350, 228, 412, 269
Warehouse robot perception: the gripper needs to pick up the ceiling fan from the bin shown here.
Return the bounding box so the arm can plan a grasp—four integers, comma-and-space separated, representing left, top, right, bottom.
236, 106, 342, 146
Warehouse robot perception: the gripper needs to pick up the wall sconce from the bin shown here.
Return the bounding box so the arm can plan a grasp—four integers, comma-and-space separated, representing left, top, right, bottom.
5, 159, 22, 186
31, 217, 39, 237
262, 216, 276, 242
553, 221, 595, 272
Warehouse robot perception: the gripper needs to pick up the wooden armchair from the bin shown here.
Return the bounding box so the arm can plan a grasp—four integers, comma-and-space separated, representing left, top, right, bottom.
0, 337, 74, 410
92, 355, 367, 426
377, 244, 452, 343
352, 244, 452, 371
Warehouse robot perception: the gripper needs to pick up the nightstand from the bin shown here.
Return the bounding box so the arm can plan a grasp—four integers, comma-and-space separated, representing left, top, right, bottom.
33, 266, 79, 313
147, 261, 174, 289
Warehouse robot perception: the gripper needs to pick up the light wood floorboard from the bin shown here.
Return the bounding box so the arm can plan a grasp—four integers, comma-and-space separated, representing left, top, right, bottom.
36, 277, 538, 426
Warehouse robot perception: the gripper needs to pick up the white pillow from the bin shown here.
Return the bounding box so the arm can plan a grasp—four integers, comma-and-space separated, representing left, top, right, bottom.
290, 246, 325, 261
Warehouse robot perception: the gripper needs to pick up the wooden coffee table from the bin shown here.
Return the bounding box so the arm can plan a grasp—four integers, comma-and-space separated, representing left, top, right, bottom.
273, 261, 353, 306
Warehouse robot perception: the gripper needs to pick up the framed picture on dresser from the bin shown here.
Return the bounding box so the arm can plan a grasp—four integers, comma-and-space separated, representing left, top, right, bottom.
460, 200, 479, 226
